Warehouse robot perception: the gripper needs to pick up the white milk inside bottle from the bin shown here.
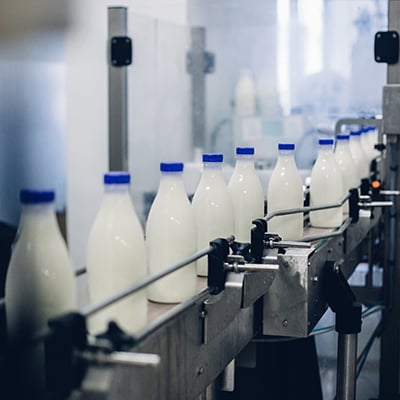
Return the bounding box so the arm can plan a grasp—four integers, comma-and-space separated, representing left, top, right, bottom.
349, 130, 370, 180
146, 162, 197, 303
267, 143, 304, 240
228, 147, 264, 242
86, 172, 147, 334
334, 134, 359, 214
234, 69, 257, 117
5, 189, 77, 390
192, 154, 234, 276
310, 138, 344, 228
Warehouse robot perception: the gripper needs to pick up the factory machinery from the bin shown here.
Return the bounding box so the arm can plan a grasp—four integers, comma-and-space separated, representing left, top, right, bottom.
3, 151, 396, 400
2, 2, 400, 400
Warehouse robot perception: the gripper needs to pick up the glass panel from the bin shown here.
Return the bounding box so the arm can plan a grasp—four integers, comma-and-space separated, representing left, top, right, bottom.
189, 0, 388, 170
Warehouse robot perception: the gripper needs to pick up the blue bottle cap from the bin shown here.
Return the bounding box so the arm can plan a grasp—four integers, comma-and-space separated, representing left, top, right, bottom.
104, 172, 130, 184
236, 147, 255, 155
278, 143, 295, 150
319, 138, 334, 145
336, 134, 350, 140
160, 162, 184, 172
350, 130, 362, 136
20, 189, 55, 204
203, 153, 223, 163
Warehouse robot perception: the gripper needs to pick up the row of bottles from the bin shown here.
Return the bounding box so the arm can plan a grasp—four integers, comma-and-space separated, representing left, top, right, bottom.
5, 128, 380, 342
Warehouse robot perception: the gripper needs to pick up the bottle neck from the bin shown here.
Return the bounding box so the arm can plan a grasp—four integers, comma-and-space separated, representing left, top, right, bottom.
235, 155, 255, 169
336, 140, 349, 149
158, 171, 185, 191
19, 202, 58, 231
350, 135, 361, 143
318, 145, 334, 155
104, 183, 130, 194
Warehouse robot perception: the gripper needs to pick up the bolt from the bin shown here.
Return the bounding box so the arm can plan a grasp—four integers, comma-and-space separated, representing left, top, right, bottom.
393, 33, 397, 39
200, 310, 207, 319
308, 261, 311, 267
112, 39, 117, 44
377, 56, 381, 61
377, 33, 381, 39
282, 319, 288, 328
125, 59, 130, 64
112, 60, 117, 65
197, 367, 204, 376
312, 276, 318, 285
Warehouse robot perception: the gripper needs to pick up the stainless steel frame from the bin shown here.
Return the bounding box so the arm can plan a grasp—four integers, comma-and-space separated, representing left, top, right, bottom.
108, 7, 129, 171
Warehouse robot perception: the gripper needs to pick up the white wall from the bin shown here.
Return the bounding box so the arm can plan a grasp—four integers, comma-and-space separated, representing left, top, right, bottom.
66, 0, 190, 305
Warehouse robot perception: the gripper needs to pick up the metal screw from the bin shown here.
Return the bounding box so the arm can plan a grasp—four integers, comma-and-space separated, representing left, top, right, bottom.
282, 261, 290, 268
393, 33, 397, 39
126, 38, 130, 43
377, 56, 381, 61
377, 33, 381, 39
307, 261, 311, 267
125, 59, 130, 64
200, 310, 207, 319
112, 60, 117, 65
197, 367, 204, 376
282, 319, 288, 328
312, 276, 318, 285
112, 39, 117, 44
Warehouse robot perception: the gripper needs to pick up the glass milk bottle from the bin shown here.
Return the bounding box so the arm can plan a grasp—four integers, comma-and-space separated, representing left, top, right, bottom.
5, 189, 77, 389
228, 147, 264, 242
310, 138, 344, 228
349, 130, 370, 180
334, 134, 359, 214
146, 163, 197, 303
267, 143, 304, 240
192, 154, 234, 276
234, 69, 257, 117
86, 172, 147, 334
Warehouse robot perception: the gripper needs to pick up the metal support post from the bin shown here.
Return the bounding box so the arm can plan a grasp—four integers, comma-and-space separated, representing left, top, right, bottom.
323, 261, 362, 400
187, 27, 214, 157
108, 7, 130, 171
336, 333, 358, 400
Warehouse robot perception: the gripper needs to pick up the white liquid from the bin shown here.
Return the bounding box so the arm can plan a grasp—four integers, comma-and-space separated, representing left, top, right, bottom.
334, 139, 359, 214
228, 154, 264, 242
349, 135, 369, 180
192, 162, 234, 276
146, 172, 197, 303
267, 150, 304, 240
6, 202, 77, 388
310, 145, 344, 228
86, 184, 148, 334
235, 69, 256, 117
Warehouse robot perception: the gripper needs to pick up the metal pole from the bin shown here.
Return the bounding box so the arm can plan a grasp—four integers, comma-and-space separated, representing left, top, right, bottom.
379, 2, 400, 398
108, 7, 129, 171
336, 333, 358, 400
190, 27, 207, 155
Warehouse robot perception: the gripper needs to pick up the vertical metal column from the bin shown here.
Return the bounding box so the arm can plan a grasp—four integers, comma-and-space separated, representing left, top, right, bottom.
108, 7, 128, 171
336, 334, 358, 400
379, 2, 400, 399
189, 27, 207, 156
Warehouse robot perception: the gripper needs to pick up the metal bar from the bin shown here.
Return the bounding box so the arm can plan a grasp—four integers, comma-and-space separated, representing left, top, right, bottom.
77, 350, 160, 367
334, 118, 382, 135
108, 7, 129, 171
380, 190, 400, 196
388, 0, 400, 84
302, 217, 352, 243
224, 264, 279, 273
336, 333, 357, 400
265, 193, 349, 222
190, 27, 207, 154
81, 245, 214, 317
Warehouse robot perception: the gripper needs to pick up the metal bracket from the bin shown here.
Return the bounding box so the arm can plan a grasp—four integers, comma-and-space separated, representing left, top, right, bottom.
374, 31, 399, 64
110, 36, 133, 67
186, 51, 215, 74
